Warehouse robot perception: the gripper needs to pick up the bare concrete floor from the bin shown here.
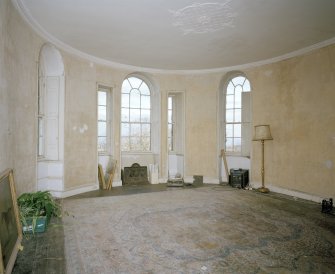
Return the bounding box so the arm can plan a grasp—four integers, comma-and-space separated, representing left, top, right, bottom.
12, 184, 335, 273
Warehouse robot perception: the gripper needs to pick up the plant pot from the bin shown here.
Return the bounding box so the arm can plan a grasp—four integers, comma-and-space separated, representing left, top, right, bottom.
22, 216, 47, 233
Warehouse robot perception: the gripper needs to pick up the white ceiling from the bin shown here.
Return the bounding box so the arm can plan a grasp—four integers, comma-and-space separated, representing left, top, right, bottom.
15, 0, 335, 72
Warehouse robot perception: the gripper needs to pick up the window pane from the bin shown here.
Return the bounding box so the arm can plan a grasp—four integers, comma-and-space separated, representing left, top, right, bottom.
168, 109, 173, 123
168, 96, 173, 109
234, 124, 241, 138
226, 109, 234, 123
141, 95, 150, 109
141, 109, 150, 122
226, 124, 233, 137
234, 138, 241, 152
168, 124, 173, 138
128, 77, 142, 89
98, 91, 106, 105
121, 137, 130, 151
98, 121, 106, 136
243, 79, 251, 91
122, 79, 132, 94
130, 108, 141, 122
232, 76, 246, 86
140, 82, 150, 95
38, 117, 44, 137
98, 106, 106, 120
142, 137, 150, 151
234, 109, 241, 122
122, 94, 129, 108
121, 108, 129, 122
121, 123, 129, 137
142, 124, 150, 136
227, 81, 234, 95
226, 95, 234, 109
38, 136, 44, 156
121, 76, 151, 152
98, 137, 107, 152
168, 137, 172, 151
235, 85, 242, 108
130, 137, 141, 150
130, 123, 141, 136
226, 138, 233, 152
130, 89, 141, 108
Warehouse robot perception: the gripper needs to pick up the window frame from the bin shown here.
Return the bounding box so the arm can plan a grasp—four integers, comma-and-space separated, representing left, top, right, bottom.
121, 76, 152, 152
37, 77, 45, 158
97, 85, 113, 155
224, 75, 251, 156
167, 95, 175, 152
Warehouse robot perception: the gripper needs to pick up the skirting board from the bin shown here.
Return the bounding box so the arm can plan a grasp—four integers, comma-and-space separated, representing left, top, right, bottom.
112, 180, 122, 187
51, 184, 99, 198
250, 182, 323, 203
184, 176, 220, 184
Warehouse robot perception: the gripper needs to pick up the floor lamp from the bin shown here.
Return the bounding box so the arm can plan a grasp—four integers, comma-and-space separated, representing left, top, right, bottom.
253, 125, 273, 193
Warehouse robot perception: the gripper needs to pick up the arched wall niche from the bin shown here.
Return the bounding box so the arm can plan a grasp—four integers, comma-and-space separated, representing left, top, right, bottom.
39, 43, 64, 77
37, 43, 65, 197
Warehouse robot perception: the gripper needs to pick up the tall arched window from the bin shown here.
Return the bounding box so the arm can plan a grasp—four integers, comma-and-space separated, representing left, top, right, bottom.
121, 76, 151, 151
225, 75, 251, 155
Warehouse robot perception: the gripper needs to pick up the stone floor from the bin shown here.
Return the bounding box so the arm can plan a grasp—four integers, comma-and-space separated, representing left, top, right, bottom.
11, 183, 186, 273
11, 184, 335, 273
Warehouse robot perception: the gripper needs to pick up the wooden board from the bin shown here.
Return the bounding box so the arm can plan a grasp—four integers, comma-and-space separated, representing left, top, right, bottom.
106, 160, 117, 190
0, 169, 22, 274
221, 149, 229, 182
98, 164, 106, 190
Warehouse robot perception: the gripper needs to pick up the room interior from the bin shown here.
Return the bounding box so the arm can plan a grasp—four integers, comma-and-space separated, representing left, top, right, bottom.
1, 0, 335, 272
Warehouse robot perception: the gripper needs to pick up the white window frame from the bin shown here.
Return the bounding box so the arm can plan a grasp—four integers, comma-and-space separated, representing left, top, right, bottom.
37, 77, 45, 158
224, 75, 251, 156
168, 95, 175, 152
97, 85, 113, 155
121, 76, 151, 152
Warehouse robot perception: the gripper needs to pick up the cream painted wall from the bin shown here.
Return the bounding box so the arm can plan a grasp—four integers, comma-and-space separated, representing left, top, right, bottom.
158, 74, 221, 181
247, 44, 335, 198
0, 0, 11, 173
1, 0, 43, 194
2, 0, 334, 199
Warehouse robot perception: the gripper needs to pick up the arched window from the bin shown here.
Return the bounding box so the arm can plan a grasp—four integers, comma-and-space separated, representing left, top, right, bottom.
121, 76, 151, 152
225, 75, 251, 155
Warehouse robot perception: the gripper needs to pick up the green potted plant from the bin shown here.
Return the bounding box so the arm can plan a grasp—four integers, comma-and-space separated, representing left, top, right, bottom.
17, 190, 61, 234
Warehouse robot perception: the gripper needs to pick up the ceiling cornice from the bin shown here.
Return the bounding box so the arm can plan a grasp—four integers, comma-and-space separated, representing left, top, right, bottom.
12, 0, 335, 75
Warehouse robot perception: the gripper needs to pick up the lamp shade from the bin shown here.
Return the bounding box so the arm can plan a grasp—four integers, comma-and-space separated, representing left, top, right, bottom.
253, 125, 273, 141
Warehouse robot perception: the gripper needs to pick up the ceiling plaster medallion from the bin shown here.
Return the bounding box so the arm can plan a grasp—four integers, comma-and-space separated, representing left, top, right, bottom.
171, 1, 236, 35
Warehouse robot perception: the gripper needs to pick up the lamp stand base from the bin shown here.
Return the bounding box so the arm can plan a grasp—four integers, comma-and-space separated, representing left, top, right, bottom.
258, 187, 270, 193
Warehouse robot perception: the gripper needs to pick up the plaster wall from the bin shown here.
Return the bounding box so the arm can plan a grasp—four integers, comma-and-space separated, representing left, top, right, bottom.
0, 0, 11, 173
247, 44, 335, 198
1, 0, 43, 194
158, 74, 221, 181
2, 0, 334, 199
62, 55, 97, 189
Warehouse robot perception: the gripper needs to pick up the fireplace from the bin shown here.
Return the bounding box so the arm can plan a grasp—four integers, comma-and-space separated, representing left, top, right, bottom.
122, 163, 149, 186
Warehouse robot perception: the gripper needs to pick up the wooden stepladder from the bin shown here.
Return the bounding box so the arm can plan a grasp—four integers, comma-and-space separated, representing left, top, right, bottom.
220, 149, 229, 183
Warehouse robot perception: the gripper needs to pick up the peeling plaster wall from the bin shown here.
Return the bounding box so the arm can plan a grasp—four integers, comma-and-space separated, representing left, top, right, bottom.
1, 0, 43, 194
62, 55, 97, 189
158, 74, 221, 181
0, 0, 11, 173
2, 0, 334, 199
247, 44, 335, 198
